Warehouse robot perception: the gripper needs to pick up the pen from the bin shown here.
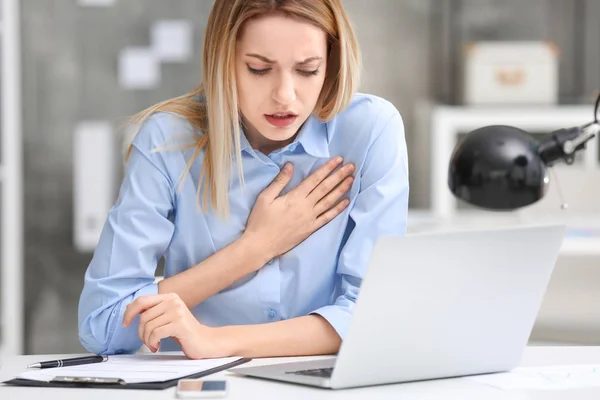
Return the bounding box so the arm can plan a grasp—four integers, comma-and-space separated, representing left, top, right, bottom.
27, 355, 108, 369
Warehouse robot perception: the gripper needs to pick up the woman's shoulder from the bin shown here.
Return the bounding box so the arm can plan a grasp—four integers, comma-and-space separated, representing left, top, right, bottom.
327, 92, 403, 144
344, 92, 400, 119
131, 111, 201, 154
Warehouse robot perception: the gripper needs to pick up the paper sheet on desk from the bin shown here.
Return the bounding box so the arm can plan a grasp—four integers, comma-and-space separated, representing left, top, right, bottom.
467, 364, 600, 391
566, 228, 600, 238
17, 354, 242, 384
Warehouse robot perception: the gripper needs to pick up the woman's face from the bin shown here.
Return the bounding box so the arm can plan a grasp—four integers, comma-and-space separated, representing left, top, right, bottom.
235, 14, 328, 153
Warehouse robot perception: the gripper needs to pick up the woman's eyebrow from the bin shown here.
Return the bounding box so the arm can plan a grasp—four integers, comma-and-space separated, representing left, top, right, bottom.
297, 56, 323, 65
245, 54, 323, 65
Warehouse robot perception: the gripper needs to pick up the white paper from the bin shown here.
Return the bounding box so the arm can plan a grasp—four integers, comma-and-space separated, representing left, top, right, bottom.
151, 20, 194, 62
467, 364, 600, 391
18, 355, 242, 384
118, 47, 161, 89
566, 228, 600, 238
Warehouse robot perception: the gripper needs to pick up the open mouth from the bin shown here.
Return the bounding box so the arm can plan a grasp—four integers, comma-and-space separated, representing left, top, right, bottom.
265, 113, 298, 127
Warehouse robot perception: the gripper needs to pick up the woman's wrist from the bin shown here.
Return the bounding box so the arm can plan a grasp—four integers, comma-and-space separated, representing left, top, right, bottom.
211, 325, 240, 357
238, 232, 274, 266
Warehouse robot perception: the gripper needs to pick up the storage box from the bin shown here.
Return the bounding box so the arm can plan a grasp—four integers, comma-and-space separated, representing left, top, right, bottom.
461, 41, 559, 105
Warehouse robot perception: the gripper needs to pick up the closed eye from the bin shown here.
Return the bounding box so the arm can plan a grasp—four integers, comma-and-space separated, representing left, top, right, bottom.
298, 69, 320, 77
247, 66, 270, 76
247, 65, 320, 77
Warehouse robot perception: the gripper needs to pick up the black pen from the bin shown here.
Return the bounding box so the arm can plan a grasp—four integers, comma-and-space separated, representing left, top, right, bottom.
27, 355, 108, 369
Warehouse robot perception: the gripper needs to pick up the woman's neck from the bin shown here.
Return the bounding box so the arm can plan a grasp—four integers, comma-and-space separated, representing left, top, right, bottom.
249, 135, 296, 155
242, 118, 299, 155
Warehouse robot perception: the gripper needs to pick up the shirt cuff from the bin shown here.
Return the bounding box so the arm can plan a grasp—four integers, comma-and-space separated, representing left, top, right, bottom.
310, 304, 353, 340
105, 283, 159, 355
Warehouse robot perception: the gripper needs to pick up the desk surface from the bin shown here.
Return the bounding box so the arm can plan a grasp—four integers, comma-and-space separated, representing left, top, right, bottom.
2, 347, 600, 399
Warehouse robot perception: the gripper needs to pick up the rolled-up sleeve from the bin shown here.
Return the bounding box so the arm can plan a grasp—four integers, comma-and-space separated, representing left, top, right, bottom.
311, 110, 409, 339
78, 118, 175, 355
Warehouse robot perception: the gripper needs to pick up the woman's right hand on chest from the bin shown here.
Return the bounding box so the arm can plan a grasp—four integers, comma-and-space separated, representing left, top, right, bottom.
243, 157, 355, 260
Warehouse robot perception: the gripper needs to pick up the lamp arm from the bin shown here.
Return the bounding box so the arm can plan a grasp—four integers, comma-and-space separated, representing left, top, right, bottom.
563, 123, 599, 154
538, 123, 598, 166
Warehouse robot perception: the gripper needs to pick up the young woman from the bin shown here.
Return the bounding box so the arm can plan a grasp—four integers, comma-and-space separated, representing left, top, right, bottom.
78, 0, 409, 359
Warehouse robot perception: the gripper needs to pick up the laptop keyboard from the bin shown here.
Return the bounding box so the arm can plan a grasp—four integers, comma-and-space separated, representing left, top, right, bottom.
286, 367, 333, 378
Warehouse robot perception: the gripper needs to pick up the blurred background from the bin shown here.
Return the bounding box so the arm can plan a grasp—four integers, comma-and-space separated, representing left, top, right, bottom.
1, 0, 599, 355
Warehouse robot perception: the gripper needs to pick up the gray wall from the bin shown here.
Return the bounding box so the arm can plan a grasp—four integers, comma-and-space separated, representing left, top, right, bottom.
19, 0, 600, 353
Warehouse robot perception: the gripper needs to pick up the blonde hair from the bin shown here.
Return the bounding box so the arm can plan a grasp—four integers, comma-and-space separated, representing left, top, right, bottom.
125, 0, 361, 217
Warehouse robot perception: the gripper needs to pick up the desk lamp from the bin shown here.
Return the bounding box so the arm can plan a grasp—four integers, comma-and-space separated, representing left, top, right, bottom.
448, 92, 600, 210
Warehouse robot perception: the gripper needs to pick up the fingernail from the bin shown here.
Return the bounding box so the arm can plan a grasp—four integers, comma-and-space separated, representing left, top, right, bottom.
283, 163, 291, 173
335, 157, 343, 164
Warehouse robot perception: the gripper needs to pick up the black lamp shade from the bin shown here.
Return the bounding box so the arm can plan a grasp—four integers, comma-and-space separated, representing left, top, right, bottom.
448, 125, 549, 211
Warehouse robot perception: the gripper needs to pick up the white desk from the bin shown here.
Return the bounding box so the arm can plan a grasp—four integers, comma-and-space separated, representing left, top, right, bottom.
2, 347, 600, 399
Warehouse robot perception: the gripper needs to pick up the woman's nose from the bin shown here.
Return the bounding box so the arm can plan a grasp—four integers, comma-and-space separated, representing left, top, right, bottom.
272, 73, 296, 105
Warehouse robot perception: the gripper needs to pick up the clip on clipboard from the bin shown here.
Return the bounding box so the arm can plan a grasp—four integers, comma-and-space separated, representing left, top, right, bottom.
3, 356, 251, 390
52, 376, 126, 385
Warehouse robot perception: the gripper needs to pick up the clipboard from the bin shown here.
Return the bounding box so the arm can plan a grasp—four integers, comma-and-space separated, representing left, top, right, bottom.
2, 357, 251, 390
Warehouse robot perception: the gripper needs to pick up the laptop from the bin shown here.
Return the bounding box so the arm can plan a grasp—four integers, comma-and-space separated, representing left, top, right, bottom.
232, 224, 566, 389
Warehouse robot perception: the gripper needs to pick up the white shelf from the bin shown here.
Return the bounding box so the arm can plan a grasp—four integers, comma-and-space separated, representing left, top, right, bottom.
415, 103, 600, 257
427, 104, 599, 219
407, 210, 600, 257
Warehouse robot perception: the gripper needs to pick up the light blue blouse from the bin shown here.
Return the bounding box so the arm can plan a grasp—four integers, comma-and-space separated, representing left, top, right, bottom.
78, 93, 409, 355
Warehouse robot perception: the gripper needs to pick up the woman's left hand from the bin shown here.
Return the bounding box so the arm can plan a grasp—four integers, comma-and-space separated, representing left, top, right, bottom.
122, 293, 228, 359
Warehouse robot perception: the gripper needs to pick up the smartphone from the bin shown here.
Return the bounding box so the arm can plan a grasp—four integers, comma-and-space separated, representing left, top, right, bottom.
176, 379, 228, 398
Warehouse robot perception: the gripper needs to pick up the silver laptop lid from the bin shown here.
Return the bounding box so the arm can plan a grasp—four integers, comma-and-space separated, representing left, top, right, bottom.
330, 224, 566, 389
